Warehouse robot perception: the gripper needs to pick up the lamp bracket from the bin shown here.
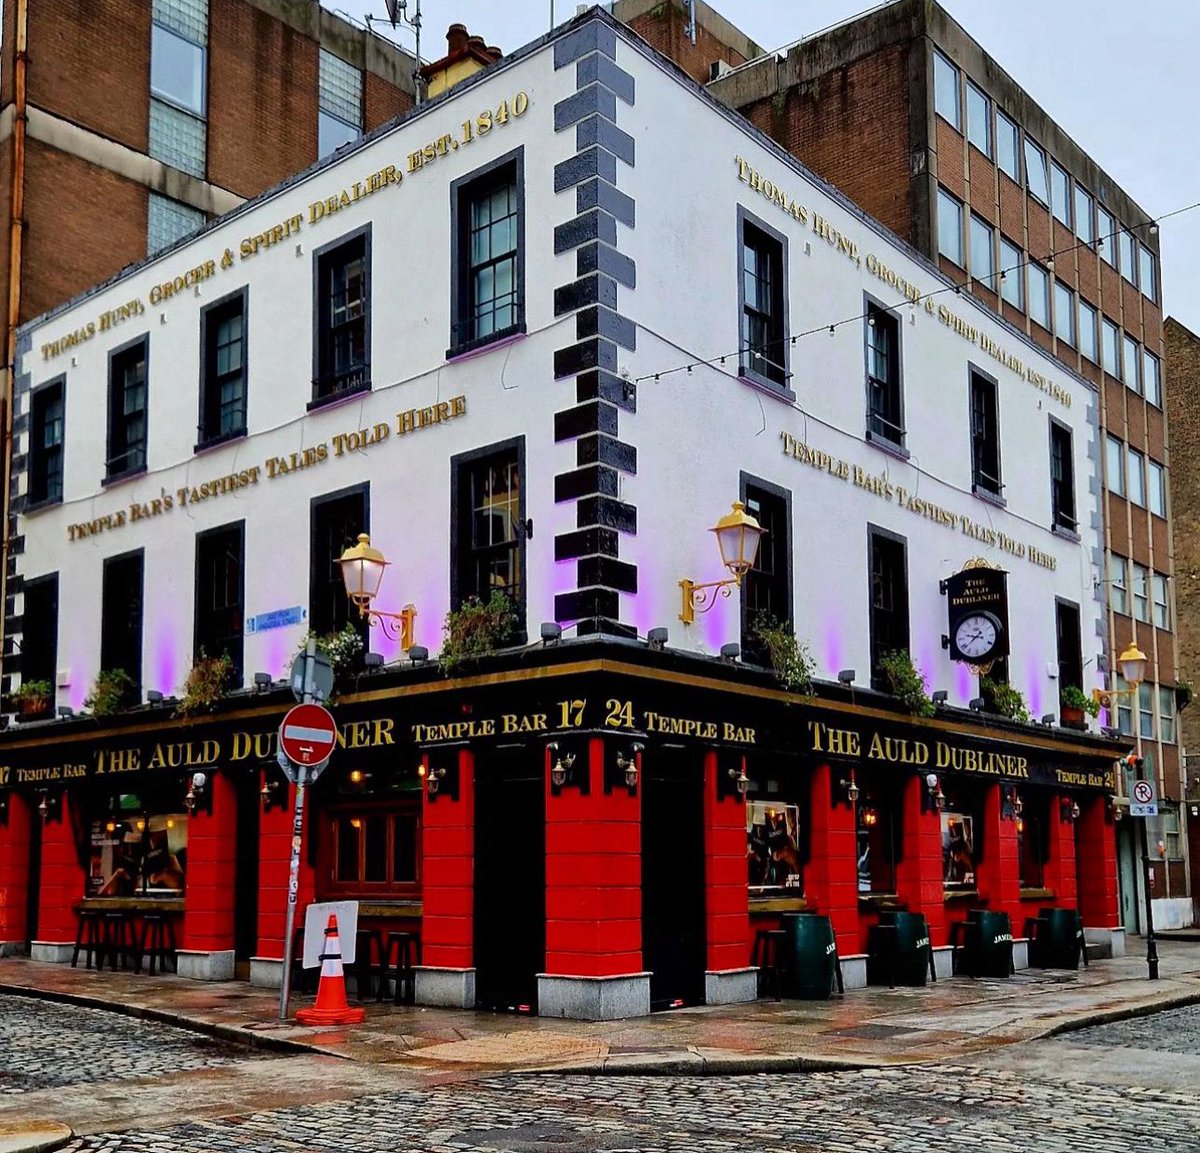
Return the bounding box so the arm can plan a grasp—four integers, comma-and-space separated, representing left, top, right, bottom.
425, 760, 460, 802
359, 603, 417, 650
678, 576, 741, 625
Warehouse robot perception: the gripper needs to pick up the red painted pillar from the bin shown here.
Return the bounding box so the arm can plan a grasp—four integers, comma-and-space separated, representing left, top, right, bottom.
807, 762, 859, 957
1043, 795, 1079, 907
0, 793, 32, 950
975, 784, 1020, 930
544, 737, 641, 976
895, 773, 945, 944
179, 770, 237, 977
703, 750, 751, 1000
35, 795, 87, 959
1076, 793, 1117, 927
253, 773, 315, 983
416, 748, 476, 1007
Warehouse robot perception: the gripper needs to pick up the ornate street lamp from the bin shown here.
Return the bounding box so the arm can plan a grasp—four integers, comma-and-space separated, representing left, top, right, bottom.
678, 501, 766, 624
337, 533, 417, 651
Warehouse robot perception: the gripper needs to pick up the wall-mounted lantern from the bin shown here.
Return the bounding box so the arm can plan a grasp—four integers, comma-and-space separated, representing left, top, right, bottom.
338, 533, 417, 651
678, 502, 765, 624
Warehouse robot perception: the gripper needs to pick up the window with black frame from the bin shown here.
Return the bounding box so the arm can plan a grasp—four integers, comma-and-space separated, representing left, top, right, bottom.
107, 338, 148, 480
1056, 600, 1082, 694
310, 487, 367, 638
29, 379, 64, 505
744, 761, 806, 899
19, 574, 57, 716
856, 772, 901, 894
1049, 419, 1076, 532
324, 801, 420, 898
741, 482, 790, 664
453, 444, 523, 612
1017, 791, 1049, 890
199, 291, 247, 445
314, 231, 369, 402
866, 305, 903, 446
869, 527, 909, 691
195, 522, 244, 682
739, 216, 787, 388
101, 551, 143, 700
939, 781, 983, 892
970, 370, 1002, 497
88, 790, 188, 898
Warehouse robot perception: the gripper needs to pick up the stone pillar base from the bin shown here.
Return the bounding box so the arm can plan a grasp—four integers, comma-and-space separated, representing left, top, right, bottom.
840, 954, 868, 990
1084, 926, 1125, 958
249, 957, 284, 988
415, 965, 476, 1009
704, 967, 757, 1005
537, 972, 651, 1020
932, 945, 953, 980
176, 949, 235, 981
0, 941, 27, 958
30, 942, 73, 964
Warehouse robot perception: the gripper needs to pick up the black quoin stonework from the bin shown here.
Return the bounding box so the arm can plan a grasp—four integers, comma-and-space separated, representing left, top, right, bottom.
552, 15, 638, 638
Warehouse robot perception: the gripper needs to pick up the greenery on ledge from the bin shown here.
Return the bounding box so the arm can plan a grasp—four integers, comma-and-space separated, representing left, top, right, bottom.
981, 676, 1031, 723
175, 653, 233, 718
85, 668, 135, 717
750, 615, 814, 695
877, 650, 935, 717
1060, 684, 1099, 718
440, 591, 517, 676
298, 623, 365, 677
10, 679, 52, 715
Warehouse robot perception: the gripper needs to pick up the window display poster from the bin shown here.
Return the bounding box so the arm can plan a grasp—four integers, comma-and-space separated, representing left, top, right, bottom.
747, 801, 803, 894
89, 810, 188, 897
941, 811, 976, 888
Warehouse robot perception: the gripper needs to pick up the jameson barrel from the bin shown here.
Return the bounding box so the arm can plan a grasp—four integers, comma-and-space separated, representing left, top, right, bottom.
779, 914, 839, 1000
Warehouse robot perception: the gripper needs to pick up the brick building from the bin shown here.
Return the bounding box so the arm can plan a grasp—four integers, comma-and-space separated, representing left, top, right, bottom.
627, 0, 1186, 930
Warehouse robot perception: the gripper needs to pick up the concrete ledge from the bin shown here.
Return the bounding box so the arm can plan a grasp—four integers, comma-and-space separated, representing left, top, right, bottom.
0, 942, 26, 958
176, 949, 235, 982
0, 1117, 73, 1153
29, 943, 73, 965
1084, 927, 1124, 959
704, 966, 757, 1005
840, 954, 868, 990
248, 957, 283, 988
537, 972, 650, 1020
415, 965, 476, 1009
932, 945, 953, 980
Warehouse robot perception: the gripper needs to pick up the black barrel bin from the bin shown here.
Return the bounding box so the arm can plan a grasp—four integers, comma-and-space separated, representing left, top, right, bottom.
867, 911, 932, 987
780, 914, 839, 999
1033, 907, 1083, 970
960, 909, 1013, 978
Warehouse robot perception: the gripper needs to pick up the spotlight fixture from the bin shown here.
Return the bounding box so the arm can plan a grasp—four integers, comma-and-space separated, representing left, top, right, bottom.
969, 697, 985, 712
837, 669, 855, 685
254, 672, 272, 691
348, 769, 366, 786
1041, 713, 1056, 726
185, 771, 208, 815
541, 622, 563, 645
647, 627, 669, 651
925, 772, 945, 811
57, 706, 74, 720
931, 690, 948, 706
407, 645, 429, 664
720, 643, 741, 662
147, 690, 164, 704
364, 652, 384, 669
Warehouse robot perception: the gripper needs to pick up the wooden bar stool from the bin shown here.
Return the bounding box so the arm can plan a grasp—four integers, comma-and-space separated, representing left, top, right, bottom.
72, 910, 104, 970
384, 931, 421, 1005
101, 911, 139, 972
751, 929, 787, 1001
353, 929, 386, 1002
138, 912, 178, 976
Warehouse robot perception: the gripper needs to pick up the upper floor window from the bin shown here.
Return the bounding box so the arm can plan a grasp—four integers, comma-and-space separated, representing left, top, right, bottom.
101, 550, 144, 702
29, 379, 64, 505
1074, 186, 1094, 244
937, 188, 963, 266
969, 214, 995, 290
741, 480, 791, 665
1144, 350, 1162, 407
999, 236, 1023, 309
1152, 572, 1169, 630
1114, 674, 1133, 736
1053, 281, 1075, 347
1148, 459, 1167, 518
314, 229, 370, 403
1131, 562, 1150, 623
1159, 688, 1177, 743
1105, 434, 1125, 496
866, 303, 903, 447
1050, 163, 1071, 226
452, 440, 525, 617
21, 574, 58, 716
149, 0, 208, 179
1128, 448, 1146, 507
868, 526, 909, 691
310, 485, 368, 639
199, 290, 246, 446
996, 111, 1019, 181
1079, 299, 1098, 363
318, 49, 363, 158
1119, 231, 1138, 284
1049, 419, 1076, 532
1140, 245, 1158, 303
451, 152, 524, 356
1097, 205, 1117, 267
1055, 600, 1083, 693
1028, 261, 1050, 329
195, 522, 244, 683
1101, 318, 1120, 376
965, 80, 990, 154
1024, 139, 1049, 203
970, 370, 1001, 497
933, 51, 960, 129
1138, 682, 1155, 740
738, 212, 788, 389
107, 337, 148, 480
1109, 554, 1128, 615
1123, 334, 1140, 392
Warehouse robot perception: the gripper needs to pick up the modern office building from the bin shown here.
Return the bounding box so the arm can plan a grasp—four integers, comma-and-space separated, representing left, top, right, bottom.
0, 9, 1124, 1016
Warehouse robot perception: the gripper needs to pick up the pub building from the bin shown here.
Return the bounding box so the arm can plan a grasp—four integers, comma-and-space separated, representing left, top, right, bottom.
0, 10, 1129, 1017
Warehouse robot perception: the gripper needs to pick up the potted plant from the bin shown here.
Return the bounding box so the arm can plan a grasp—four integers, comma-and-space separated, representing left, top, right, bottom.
85, 668, 135, 717
750, 615, 814, 695
174, 653, 233, 718
980, 676, 1031, 723
297, 623, 364, 679
439, 591, 516, 676
1060, 685, 1099, 728
877, 650, 935, 717
10, 679, 52, 718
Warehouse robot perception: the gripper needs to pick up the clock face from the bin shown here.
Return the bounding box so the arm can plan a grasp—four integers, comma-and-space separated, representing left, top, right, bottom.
955, 613, 1000, 660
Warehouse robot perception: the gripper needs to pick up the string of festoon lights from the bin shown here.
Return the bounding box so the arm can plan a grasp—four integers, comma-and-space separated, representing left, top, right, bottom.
633, 197, 1200, 385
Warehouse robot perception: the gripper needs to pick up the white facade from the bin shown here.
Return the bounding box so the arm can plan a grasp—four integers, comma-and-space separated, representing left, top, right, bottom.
13, 12, 1103, 720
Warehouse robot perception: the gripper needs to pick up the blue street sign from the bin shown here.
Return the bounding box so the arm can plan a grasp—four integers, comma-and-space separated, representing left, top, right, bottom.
246, 605, 306, 634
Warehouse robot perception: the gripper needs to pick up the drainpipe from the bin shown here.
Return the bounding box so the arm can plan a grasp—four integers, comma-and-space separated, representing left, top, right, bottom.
1, 0, 29, 690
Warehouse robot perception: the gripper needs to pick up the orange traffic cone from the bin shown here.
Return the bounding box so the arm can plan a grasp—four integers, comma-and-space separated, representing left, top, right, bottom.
295, 914, 366, 1026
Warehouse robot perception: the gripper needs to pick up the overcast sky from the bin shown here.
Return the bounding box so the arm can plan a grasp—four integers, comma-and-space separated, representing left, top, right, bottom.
335, 0, 1200, 332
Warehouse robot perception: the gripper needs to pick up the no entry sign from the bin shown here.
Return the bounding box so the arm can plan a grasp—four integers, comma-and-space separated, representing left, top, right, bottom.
279, 703, 337, 766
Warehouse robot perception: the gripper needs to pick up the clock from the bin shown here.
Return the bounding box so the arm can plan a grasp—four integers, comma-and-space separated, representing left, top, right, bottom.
954, 611, 1003, 661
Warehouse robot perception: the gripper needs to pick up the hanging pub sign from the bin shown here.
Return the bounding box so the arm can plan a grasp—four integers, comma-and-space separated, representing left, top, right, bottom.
941, 562, 1010, 666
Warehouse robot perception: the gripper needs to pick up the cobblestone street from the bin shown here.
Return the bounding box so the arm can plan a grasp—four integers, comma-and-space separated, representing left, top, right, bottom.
6, 993, 1200, 1152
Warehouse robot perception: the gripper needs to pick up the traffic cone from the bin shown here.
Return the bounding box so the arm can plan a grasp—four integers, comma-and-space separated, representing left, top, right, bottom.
295, 914, 366, 1025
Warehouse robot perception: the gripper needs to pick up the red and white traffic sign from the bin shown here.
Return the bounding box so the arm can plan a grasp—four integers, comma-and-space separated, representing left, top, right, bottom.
1132, 779, 1155, 805
279, 703, 337, 766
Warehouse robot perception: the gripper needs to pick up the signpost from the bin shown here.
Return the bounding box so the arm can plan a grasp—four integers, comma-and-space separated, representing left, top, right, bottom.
1128, 756, 1159, 981
276, 639, 336, 1020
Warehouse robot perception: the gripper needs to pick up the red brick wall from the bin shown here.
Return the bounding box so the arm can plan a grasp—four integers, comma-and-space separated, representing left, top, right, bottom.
623, 8, 753, 86
1166, 318, 1200, 688
365, 71, 412, 133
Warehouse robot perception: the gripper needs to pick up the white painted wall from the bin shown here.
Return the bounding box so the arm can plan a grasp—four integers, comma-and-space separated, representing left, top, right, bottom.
15, 21, 1104, 728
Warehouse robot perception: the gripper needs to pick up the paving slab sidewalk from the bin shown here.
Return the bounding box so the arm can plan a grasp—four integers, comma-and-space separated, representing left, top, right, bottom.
3, 940, 1200, 1078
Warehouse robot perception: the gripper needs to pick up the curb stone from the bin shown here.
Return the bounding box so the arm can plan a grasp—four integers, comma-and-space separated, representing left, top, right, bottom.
0, 1119, 73, 1153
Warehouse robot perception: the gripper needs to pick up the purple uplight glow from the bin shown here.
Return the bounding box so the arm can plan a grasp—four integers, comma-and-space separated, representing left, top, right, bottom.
916, 641, 937, 698
155, 626, 178, 697
955, 661, 973, 702
821, 619, 844, 677
1025, 654, 1043, 716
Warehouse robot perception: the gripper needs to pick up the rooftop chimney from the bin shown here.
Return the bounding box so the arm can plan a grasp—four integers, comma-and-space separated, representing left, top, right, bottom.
421, 24, 503, 99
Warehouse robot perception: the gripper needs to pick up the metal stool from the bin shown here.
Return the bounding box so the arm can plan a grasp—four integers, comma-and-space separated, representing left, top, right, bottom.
138, 912, 178, 975
751, 929, 787, 1001
384, 931, 421, 1005
72, 910, 104, 969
